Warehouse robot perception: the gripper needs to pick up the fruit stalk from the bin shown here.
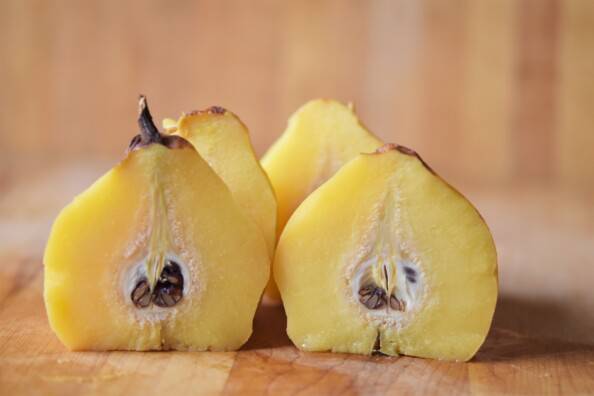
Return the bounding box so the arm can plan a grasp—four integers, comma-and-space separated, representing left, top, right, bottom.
138, 95, 162, 144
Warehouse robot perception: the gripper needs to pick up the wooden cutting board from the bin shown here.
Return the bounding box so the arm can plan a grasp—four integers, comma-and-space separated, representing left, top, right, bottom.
1, 164, 593, 395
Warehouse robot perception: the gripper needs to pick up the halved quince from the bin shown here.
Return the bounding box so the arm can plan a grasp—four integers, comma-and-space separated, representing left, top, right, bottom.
164, 108, 276, 258
274, 144, 498, 361
261, 99, 383, 235
163, 108, 278, 301
262, 100, 383, 300
44, 97, 269, 351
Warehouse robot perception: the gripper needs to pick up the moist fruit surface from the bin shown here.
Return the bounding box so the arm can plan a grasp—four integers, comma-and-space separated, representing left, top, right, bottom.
262, 99, 383, 234
44, 98, 270, 351
274, 144, 498, 361
262, 99, 383, 299
164, 109, 278, 301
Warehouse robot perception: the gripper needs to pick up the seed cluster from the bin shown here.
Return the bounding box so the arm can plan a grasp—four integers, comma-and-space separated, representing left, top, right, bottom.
359, 284, 406, 311
153, 262, 183, 307
358, 265, 418, 312
131, 260, 184, 308
358, 284, 387, 309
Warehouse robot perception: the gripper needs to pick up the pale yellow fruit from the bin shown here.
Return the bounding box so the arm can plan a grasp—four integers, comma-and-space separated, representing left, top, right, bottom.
44, 98, 269, 351
164, 107, 278, 300
162, 117, 178, 131
262, 100, 383, 300
274, 144, 498, 361
262, 99, 383, 234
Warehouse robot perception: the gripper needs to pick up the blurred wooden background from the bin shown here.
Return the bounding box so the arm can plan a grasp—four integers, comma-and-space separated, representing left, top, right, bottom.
1, 0, 593, 191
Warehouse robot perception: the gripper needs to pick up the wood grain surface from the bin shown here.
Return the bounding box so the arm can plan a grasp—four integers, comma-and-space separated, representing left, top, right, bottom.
0, 164, 593, 395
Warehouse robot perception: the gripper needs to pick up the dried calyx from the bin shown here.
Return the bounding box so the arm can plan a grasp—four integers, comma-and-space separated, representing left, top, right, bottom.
128, 96, 191, 152
131, 259, 184, 308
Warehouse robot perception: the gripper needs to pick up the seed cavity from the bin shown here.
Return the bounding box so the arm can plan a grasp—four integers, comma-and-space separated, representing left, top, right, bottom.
130, 260, 184, 309
355, 262, 409, 313
349, 189, 425, 331
352, 256, 423, 318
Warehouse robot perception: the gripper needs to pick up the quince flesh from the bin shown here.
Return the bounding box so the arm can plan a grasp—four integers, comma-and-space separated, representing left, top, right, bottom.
165, 108, 277, 258
262, 100, 383, 300
274, 144, 498, 361
44, 98, 269, 351
163, 108, 278, 300
262, 99, 383, 234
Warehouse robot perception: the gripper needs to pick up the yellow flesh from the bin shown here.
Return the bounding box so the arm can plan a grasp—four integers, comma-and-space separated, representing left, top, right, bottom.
274, 147, 498, 361
168, 111, 279, 301
261, 100, 383, 300
262, 99, 383, 234
44, 144, 270, 351
162, 117, 178, 131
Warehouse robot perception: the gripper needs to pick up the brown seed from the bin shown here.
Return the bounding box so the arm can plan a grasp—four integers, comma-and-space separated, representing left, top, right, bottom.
132, 260, 185, 309
358, 284, 375, 297
153, 289, 176, 307
390, 295, 406, 311
403, 266, 416, 277
152, 260, 184, 308
359, 287, 387, 310
138, 292, 151, 307
360, 293, 376, 309
152, 292, 163, 307
131, 279, 151, 308
171, 288, 182, 302
152, 282, 184, 307
373, 289, 387, 309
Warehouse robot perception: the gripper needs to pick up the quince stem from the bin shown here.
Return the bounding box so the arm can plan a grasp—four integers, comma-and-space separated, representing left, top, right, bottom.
138, 95, 162, 145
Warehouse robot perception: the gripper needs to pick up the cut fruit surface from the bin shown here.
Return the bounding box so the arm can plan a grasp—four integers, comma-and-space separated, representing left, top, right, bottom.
274, 144, 498, 361
167, 108, 277, 258
44, 98, 269, 351
164, 108, 279, 301
262, 99, 383, 300
261, 99, 383, 235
